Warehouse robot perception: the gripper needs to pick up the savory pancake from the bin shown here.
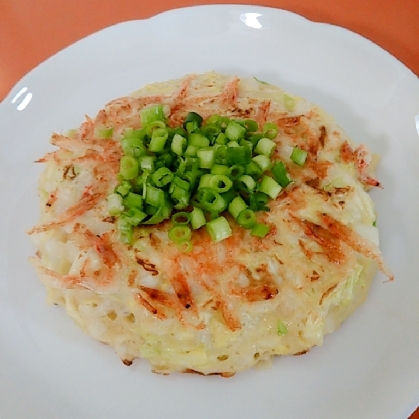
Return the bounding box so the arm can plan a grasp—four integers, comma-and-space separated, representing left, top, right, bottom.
28, 72, 392, 375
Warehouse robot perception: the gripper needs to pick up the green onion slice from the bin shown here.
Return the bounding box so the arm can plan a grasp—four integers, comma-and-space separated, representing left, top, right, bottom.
259, 176, 282, 200
171, 211, 191, 225
168, 225, 192, 243
254, 137, 276, 157
107, 193, 124, 216
190, 206, 206, 230
290, 146, 308, 166
237, 209, 257, 229
206, 216, 232, 242
176, 240, 193, 253
272, 161, 292, 187
251, 223, 270, 238
152, 167, 174, 188
140, 104, 166, 127
225, 121, 246, 141
228, 195, 247, 220
262, 122, 279, 140
119, 156, 139, 180
123, 192, 143, 209
171, 133, 187, 156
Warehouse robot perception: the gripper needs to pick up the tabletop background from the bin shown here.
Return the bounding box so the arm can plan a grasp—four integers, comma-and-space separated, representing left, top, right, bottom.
0, 0, 418, 418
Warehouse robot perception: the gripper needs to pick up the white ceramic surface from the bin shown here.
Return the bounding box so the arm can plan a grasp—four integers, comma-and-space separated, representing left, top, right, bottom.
0, 5, 418, 419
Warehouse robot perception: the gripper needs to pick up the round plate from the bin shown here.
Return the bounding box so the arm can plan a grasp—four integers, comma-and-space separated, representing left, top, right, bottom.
1, 5, 418, 419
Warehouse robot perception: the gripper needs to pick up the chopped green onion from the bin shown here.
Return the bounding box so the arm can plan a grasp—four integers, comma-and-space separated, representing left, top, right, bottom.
215, 145, 228, 164
140, 104, 166, 127
197, 147, 215, 169
205, 114, 221, 125
185, 157, 200, 171
262, 122, 279, 140
215, 116, 230, 130
206, 216, 232, 242
171, 133, 187, 156
199, 174, 232, 193
220, 189, 236, 205
117, 217, 133, 244
123, 207, 147, 226
226, 146, 252, 165
168, 225, 192, 243
259, 176, 282, 200
174, 156, 186, 176
107, 193, 124, 215
290, 146, 308, 166
237, 209, 257, 229
171, 211, 191, 225
145, 205, 158, 216
239, 139, 254, 152
170, 184, 191, 209
121, 137, 147, 157
145, 120, 166, 138
123, 128, 146, 140
249, 191, 270, 211
172, 175, 190, 191
228, 195, 247, 220
225, 121, 246, 141
272, 161, 292, 187
173, 127, 187, 137
176, 240, 193, 253
197, 188, 227, 213
243, 119, 259, 132
190, 206, 206, 230
156, 152, 174, 169
215, 132, 227, 145
145, 185, 165, 207
111, 110, 297, 244
139, 155, 155, 172
228, 164, 246, 180
183, 112, 203, 130
188, 133, 210, 149
252, 154, 272, 172
254, 137, 276, 157
115, 180, 131, 196
123, 192, 143, 209
149, 128, 169, 152
132, 172, 149, 195
212, 174, 233, 193
151, 167, 174, 187
181, 170, 201, 188
211, 164, 230, 176
200, 124, 220, 140
120, 156, 139, 180
248, 133, 263, 145
251, 223, 270, 238
237, 174, 256, 191
184, 145, 198, 157
277, 319, 288, 336
245, 160, 263, 179
143, 200, 172, 224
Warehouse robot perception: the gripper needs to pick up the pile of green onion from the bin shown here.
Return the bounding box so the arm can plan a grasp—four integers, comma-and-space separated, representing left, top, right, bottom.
106, 104, 307, 249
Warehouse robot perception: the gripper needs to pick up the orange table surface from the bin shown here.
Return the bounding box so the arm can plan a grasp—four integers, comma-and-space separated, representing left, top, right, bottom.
1, 0, 418, 418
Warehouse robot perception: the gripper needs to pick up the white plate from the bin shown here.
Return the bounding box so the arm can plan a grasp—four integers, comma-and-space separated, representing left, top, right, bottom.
1, 5, 418, 419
